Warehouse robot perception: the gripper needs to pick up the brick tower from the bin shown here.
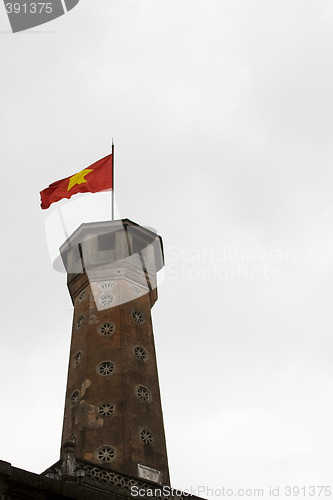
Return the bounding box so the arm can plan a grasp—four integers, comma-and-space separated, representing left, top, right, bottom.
0, 217, 206, 500
59, 219, 169, 485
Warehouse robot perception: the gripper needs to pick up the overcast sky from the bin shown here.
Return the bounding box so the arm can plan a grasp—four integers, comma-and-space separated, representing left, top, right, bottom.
1, 1, 333, 498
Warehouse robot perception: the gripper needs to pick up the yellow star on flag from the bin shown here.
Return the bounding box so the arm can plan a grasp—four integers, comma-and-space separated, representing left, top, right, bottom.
67, 168, 93, 191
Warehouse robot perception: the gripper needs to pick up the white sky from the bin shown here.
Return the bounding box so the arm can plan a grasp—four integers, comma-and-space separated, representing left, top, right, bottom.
1, 1, 333, 498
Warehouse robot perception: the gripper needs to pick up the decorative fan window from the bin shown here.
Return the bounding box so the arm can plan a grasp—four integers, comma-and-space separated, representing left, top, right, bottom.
99, 294, 114, 307
131, 311, 144, 324
134, 345, 148, 361
73, 351, 82, 367
98, 402, 115, 417
97, 361, 115, 376
130, 285, 141, 295
96, 445, 116, 462
98, 282, 114, 291
140, 428, 154, 445
78, 290, 87, 302
136, 385, 150, 401
76, 315, 84, 329
70, 390, 79, 407
69, 434, 77, 445
98, 322, 115, 337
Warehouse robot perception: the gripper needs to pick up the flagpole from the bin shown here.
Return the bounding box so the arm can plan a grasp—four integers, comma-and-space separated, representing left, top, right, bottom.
111, 139, 114, 221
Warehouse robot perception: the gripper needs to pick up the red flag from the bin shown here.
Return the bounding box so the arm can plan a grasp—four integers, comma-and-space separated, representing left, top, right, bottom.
40, 154, 112, 209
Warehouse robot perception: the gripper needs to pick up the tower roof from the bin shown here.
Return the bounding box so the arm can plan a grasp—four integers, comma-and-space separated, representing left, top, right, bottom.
60, 218, 164, 278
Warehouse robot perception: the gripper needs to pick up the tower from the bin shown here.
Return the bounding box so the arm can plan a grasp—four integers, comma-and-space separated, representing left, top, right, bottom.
0, 217, 205, 500
59, 219, 169, 485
